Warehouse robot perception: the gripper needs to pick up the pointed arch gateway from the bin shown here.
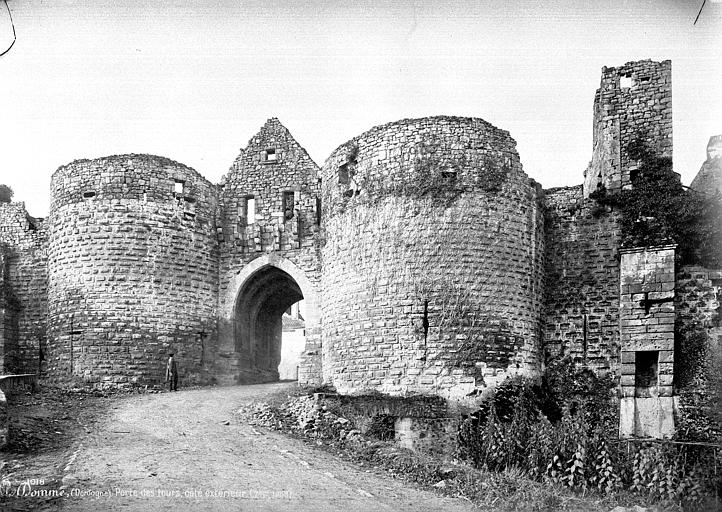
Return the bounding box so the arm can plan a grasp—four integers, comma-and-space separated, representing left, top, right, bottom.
221, 254, 320, 384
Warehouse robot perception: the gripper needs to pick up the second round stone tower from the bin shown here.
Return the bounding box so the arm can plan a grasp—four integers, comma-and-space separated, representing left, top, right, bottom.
320, 116, 545, 397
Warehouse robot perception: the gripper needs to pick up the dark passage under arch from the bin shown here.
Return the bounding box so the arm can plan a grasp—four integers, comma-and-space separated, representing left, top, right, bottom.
234, 265, 303, 382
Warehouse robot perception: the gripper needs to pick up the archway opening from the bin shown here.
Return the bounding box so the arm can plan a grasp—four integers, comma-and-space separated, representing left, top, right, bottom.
234, 265, 304, 383
279, 300, 306, 381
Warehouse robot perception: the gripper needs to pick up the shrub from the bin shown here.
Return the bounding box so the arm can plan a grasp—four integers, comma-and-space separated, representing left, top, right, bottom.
457, 359, 721, 507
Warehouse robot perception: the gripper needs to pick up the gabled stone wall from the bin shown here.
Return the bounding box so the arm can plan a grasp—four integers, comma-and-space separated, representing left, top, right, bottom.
217, 119, 322, 385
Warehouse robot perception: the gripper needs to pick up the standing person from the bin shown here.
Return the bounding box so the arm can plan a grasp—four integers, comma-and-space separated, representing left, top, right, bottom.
166, 353, 179, 391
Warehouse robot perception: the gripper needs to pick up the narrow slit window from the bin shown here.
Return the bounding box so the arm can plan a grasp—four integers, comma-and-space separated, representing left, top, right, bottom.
246, 196, 256, 225
283, 191, 295, 220
83, 191, 96, 199
338, 163, 349, 185
265, 148, 277, 162
316, 197, 322, 226
422, 300, 429, 339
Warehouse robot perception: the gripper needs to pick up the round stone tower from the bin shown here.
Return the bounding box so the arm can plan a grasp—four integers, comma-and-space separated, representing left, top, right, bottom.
46, 155, 218, 387
320, 116, 544, 398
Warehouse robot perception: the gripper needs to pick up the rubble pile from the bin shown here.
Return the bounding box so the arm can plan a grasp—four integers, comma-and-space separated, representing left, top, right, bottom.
238, 396, 364, 444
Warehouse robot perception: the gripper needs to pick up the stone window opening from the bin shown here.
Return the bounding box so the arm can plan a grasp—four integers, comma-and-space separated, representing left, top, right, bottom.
338, 163, 350, 185
282, 191, 295, 220
82, 190, 96, 199
422, 300, 429, 341
245, 196, 256, 225
315, 197, 321, 226
441, 169, 457, 181
635, 350, 658, 396
264, 148, 278, 163
342, 176, 360, 198
620, 75, 633, 89
174, 180, 185, 195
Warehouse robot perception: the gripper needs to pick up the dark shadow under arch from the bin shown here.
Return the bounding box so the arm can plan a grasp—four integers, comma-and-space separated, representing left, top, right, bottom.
234, 265, 303, 382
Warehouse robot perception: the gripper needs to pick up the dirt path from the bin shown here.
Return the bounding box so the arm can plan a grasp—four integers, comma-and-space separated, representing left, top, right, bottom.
44, 383, 476, 511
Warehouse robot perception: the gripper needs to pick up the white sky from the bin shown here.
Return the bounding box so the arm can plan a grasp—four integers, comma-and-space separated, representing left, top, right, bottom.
0, 0, 720, 217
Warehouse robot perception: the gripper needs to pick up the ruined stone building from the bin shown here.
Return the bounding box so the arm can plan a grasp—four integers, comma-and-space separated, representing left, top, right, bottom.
0, 59, 719, 437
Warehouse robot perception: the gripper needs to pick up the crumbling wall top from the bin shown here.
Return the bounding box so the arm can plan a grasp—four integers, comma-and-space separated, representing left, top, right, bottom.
50, 154, 217, 217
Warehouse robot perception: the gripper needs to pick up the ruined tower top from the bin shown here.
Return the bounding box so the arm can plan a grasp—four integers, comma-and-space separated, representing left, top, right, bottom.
691, 134, 722, 196
706, 134, 722, 161
583, 59, 672, 198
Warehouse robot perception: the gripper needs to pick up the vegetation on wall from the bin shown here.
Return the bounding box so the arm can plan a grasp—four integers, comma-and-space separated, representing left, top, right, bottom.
323, 136, 527, 374
339, 139, 511, 210
590, 138, 722, 267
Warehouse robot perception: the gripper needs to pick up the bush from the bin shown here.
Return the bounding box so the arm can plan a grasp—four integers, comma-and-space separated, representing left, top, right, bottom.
457, 359, 721, 507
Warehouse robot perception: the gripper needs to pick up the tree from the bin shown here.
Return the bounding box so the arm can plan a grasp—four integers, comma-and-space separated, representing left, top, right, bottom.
0, 184, 13, 203
590, 138, 722, 267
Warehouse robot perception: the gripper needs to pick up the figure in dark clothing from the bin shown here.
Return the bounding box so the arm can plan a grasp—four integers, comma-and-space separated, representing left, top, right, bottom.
166, 353, 178, 391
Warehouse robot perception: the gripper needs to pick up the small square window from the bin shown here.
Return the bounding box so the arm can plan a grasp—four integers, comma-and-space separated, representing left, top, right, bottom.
620, 76, 633, 89
635, 350, 658, 393
174, 180, 184, 194
265, 148, 277, 162
441, 169, 457, 181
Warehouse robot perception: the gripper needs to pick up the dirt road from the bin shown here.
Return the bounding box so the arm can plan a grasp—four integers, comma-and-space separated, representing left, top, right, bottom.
43, 383, 476, 511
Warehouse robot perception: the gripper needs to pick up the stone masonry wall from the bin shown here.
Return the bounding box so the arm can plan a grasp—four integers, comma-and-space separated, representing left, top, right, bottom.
0, 245, 11, 370
618, 246, 676, 438
47, 155, 219, 388
217, 118, 322, 385
0, 202, 48, 374
583, 60, 672, 198
320, 116, 545, 399
542, 186, 621, 373
674, 266, 722, 434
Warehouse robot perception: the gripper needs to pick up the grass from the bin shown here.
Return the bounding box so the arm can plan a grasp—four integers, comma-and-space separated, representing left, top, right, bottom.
237, 386, 658, 512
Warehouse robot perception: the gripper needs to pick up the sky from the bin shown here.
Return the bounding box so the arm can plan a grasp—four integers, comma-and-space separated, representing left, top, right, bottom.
0, 0, 720, 217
